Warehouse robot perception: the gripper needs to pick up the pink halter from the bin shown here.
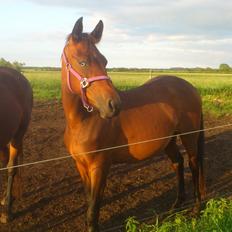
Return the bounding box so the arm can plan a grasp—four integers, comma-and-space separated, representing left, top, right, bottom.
62, 51, 110, 112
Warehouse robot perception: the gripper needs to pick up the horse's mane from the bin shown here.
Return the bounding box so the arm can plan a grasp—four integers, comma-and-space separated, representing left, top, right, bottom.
65, 33, 92, 46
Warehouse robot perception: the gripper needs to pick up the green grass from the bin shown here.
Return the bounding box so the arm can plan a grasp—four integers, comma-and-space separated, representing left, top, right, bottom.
22, 69, 232, 117
23, 69, 61, 100
125, 198, 232, 232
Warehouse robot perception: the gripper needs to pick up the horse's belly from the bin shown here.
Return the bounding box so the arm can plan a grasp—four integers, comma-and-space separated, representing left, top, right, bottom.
113, 137, 170, 162
131, 139, 169, 159
114, 108, 177, 162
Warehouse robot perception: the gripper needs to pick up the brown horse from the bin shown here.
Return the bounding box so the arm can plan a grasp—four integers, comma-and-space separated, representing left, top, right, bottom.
0, 67, 33, 223
61, 17, 206, 232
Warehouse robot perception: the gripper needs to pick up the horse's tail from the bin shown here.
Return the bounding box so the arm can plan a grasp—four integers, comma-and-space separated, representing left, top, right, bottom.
198, 112, 206, 199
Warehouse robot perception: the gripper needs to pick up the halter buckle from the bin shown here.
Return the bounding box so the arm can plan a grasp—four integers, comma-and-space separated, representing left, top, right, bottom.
80, 78, 89, 88
84, 104, 93, 112
66, 63, 71, 70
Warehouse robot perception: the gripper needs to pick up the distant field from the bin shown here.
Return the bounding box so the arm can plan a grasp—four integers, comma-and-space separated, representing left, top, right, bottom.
22, 69, 232, 117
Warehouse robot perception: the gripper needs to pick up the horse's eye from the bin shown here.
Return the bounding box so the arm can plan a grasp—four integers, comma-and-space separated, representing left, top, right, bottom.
79, 61, 87, 67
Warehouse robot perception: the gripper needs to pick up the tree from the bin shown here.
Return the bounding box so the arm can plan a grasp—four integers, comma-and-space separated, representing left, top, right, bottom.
12, 61, 25, 72
0, 58, 12, 67
219, 63, 231, 72
0, 58, 25, 72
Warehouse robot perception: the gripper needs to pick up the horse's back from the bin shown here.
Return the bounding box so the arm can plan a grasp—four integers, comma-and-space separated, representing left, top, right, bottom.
0, 67, 32, 101
148, 75, 201, 108
120, 75, 201, 116
0, 67, 33, 146
147, 75, 202, 125
146, 75, 200, 96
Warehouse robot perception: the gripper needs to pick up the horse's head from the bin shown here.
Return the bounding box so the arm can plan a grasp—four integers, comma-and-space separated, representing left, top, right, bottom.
62, 17, 121, 119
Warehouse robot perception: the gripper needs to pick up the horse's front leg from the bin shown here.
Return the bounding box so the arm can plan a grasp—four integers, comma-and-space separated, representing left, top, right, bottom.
76, 157, 110, 232
88, 162, 110, 232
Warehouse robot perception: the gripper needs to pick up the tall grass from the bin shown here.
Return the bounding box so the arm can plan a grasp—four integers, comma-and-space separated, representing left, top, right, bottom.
125, 198, 232, 232
23, 69, 232, 116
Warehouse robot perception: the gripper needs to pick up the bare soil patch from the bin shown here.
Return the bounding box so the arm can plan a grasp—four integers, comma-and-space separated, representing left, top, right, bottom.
0, 102, 232, 232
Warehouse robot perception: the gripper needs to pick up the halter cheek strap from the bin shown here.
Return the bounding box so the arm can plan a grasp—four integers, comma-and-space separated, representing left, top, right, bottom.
62, 51, 110, 112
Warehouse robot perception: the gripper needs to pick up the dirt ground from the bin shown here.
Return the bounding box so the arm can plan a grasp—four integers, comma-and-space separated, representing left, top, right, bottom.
0, 102, 232, 232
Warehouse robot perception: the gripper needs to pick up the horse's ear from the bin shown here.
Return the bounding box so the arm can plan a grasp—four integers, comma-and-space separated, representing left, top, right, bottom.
90, 20, 104, 43
72, 17, 83, 41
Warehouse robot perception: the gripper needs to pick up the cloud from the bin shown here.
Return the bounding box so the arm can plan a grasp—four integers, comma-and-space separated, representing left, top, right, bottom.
25, 0, 232, 37
1, 0, 232, 67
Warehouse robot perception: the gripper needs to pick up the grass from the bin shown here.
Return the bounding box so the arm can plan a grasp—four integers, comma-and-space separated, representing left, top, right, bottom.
23, 69, 61, 100
125, 198, 232, 232
22, 69, 232, 117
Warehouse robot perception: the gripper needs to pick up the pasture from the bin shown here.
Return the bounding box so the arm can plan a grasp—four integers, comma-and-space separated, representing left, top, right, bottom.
0, 69, 232, 231
24, 69, 232, 117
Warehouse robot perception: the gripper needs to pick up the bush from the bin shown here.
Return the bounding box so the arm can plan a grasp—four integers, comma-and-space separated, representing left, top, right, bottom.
125, 198, 232, 232
0, 58, 25, 72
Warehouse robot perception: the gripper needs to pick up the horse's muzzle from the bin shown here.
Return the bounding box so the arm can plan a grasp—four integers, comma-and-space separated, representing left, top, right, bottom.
108, 98, 121, 116
100, 96, 121, 119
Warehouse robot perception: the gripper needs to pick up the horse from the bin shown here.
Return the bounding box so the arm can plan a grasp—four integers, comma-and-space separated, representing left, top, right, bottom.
61, 17, 206, 232
0, 67, 33, 223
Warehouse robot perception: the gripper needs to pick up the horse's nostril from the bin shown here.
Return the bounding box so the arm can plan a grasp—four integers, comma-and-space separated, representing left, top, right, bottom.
107, 99, 121, 116
108, 99, 115, 112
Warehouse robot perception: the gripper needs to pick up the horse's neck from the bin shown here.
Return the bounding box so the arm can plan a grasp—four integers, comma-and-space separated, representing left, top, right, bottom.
62, 93, 86, 124
61, 70, 87, 127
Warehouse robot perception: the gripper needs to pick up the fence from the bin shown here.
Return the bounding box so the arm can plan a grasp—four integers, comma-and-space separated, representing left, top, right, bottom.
1, 102, 232, 231
0, 123, 232, 171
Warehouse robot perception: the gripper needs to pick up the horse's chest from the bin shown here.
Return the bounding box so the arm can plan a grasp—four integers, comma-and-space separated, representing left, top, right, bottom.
64, 125, 101, 157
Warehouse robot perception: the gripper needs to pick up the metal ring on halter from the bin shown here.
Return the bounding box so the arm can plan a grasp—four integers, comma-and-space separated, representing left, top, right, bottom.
84, 104, 93, 112
66, 63, 72, 70
80, 78, 89, 88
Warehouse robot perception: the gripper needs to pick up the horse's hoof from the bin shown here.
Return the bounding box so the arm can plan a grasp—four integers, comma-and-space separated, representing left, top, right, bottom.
0, 214, 9, 224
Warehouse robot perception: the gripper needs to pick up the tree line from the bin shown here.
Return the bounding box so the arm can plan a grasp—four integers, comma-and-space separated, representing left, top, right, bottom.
108, 63, 232, 73
0, 57, 231, 73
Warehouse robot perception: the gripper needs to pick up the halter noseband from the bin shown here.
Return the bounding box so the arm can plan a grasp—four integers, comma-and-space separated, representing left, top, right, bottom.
62, 51, 110, 112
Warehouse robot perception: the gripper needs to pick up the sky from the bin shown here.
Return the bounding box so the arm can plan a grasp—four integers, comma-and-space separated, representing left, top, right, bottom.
0, 0, 232, 68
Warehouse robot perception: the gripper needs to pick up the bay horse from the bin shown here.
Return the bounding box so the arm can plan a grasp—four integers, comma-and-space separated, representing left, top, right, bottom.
61, 17, 205, 232
0, 67, 33, 223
